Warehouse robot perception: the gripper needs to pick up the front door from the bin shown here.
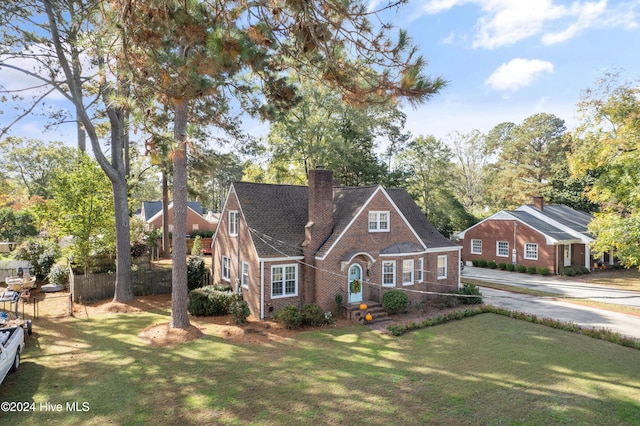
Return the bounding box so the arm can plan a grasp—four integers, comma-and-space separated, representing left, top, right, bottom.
563, 244, 571, 267
348, 264, 363, 304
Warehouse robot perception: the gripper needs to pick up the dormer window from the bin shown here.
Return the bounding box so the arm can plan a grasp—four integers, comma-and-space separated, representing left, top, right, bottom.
368, 211, 389, 232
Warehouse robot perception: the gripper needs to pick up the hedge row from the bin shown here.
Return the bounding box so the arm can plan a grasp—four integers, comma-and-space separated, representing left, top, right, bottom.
471, 259, 550, 276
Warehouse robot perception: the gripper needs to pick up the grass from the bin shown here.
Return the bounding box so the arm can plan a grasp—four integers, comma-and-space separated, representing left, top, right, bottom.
2, 309, 640, 425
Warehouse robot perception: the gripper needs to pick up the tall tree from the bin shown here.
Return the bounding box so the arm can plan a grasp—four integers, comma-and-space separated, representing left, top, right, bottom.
569, 73, 640, 266
115, 0, 446, 329
447, 130, 487, 213
483, 113, 568, 210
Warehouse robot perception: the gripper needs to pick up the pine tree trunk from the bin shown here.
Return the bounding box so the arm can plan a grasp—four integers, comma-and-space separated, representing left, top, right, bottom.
170, 99, 190, 329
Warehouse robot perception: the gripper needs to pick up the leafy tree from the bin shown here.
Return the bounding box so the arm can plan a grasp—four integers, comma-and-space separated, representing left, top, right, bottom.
483, 113, 569, 210
540, 161, 599, 213
188, 150, 244, 213
0, 138, 77, 200
448, 130, 488, 214
0, 208, 38, 242
0, 0, 136, 301
115, 0, 445, 329
49, 153, 116, 274
568, 73, 640, 266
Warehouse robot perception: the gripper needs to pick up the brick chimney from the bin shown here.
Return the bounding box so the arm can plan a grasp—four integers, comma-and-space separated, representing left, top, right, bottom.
302, 166, 334, 304
533, 196, 544, 211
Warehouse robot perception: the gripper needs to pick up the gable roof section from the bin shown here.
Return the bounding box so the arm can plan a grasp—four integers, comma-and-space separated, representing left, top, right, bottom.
518, 204, 593, 240
508, 211, 578, 243
142, 201, 204, 223
232, 181, 308, 258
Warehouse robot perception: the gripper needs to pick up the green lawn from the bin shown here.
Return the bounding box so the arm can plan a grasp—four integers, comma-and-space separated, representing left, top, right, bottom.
2, 310, 640, 425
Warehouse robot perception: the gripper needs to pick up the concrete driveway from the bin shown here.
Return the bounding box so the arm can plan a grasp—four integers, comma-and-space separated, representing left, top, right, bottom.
462, 266, 640, 340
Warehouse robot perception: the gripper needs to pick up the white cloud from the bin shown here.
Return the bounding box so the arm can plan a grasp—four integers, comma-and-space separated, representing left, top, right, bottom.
420, 0, 631, 49
485, 58, 554, 92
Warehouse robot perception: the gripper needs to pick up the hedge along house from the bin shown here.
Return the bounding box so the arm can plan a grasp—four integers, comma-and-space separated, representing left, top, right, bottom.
457, 197, 600, 274
211, 166, 462, 320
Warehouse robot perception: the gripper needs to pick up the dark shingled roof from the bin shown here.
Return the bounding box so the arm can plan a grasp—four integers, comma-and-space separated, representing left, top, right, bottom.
509, 211, 577, 241
142, 200, 203, 221
522, 204, 593, 238
232, 182, 457, 259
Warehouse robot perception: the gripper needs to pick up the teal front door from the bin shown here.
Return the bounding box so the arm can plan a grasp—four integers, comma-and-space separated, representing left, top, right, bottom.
348, 264, 363, 304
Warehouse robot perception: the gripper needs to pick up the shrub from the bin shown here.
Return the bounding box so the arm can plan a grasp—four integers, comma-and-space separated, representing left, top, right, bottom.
187, 286, 238, 316
213, 284, 232, 292
527, 266, 537, 274
187, 256, 206, 291
471, 259, 480, 267
48, 264, 69, 286
229, 299, 251, 325
538, 267, 550, 276
301, 303, 325, 327
334, 293, 343, 317
579, 266, 590, 275
516, 264, 527, 273
487, 260, 497, 269
191, 236, 203, 256
382, 289, 409, 314
13, 237, 59, 280
274, 305, 302, 329
477, 259, 488, 268
561, 267, 577, 277
506, 264, 516, 272
498, 262, 507, 270
457, 283, 482, 304
130, 241, 148, 257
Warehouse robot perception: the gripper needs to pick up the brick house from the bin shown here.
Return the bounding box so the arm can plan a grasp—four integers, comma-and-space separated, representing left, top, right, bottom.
457, 197, 602, 274
211, 166, 461, 319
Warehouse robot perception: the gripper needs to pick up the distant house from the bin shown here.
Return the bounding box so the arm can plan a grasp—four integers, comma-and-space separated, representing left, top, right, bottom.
140, 201, 218, 235
457, 197, 607, 274
211, 166, 461, 320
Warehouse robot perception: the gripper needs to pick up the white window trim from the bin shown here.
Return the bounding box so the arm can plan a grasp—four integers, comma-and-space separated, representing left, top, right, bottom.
496, 241, 509, 257
437, 255, 447, 280
524, 243, 538, 260
471, 239, 482, 255
241, 261, 249, 288
382, 260, 396, 287
417, 258, 424, 283
368, 211, 390, 233
228, 211, 238, 236
271, 264, 298, 298
221, 256, 230, 282
402, 259, 414, 286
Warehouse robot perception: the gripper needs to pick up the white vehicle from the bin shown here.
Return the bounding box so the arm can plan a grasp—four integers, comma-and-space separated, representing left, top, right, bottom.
0, 326, 25, 384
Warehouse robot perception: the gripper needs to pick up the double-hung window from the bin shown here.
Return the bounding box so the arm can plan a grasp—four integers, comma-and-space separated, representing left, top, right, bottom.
437, 255, 447, 279
241, 261, 249, 288
228, 211, 238, 236
221, 256, 230, 281
471, 239, 482, 255
382, 261, 395, 287
271, 264, 298, 297
524, 243, 538, 260
368, 211, 389, 232
402, 259, 414, 286
497, 241, 509, 257
417, 258, 424, 283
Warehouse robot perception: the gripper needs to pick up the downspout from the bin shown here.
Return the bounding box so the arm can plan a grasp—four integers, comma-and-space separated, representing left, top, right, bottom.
555, 244, 559, 275
457, 246, 462, 289
260, 260, 264, 320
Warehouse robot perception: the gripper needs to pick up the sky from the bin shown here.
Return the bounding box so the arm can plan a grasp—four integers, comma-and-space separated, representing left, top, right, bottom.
1, 0, 639, 146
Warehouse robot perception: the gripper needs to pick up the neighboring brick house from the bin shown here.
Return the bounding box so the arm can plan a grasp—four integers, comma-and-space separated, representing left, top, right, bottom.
211, 166, 461, 320
140, 201, 218, 235
457, 197, 603, 274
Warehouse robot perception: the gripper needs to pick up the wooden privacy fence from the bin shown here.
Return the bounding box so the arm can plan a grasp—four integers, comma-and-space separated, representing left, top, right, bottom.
70, 269, 173, 303
69, 268, 212, 303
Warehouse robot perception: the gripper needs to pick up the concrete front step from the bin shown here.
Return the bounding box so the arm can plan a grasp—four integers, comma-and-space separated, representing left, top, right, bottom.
346, 301, 389, 324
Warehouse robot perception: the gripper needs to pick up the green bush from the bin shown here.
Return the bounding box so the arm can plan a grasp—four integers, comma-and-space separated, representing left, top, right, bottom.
274, 305, 302, 329
48, 264, 69, 286
477, 259, 488, 268
457, 283, 482, 304
538, 267, 550, 276
471, 259, 480, 267
579, 266, 590, 274
334, 293, 343, 317
382, 289, 409, 314
13, 237, 59, 280
516, 264, 527, 273
229, 299, 251, 324
498, 262, 507, 270
187, 285, 238, 316
301, 303, 325, 327
506, 264, 516, 271
191, 236, 203, 256
527, 266, 537, 274
561, 267, 577, 277
187, 256, 206, 291
487, 260, 497, 269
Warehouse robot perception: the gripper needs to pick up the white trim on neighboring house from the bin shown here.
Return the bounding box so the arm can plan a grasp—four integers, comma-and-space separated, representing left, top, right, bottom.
318, 186, 431, 261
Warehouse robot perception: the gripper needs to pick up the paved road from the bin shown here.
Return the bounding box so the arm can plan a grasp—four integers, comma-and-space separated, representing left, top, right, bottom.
462, 266, 640, 340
